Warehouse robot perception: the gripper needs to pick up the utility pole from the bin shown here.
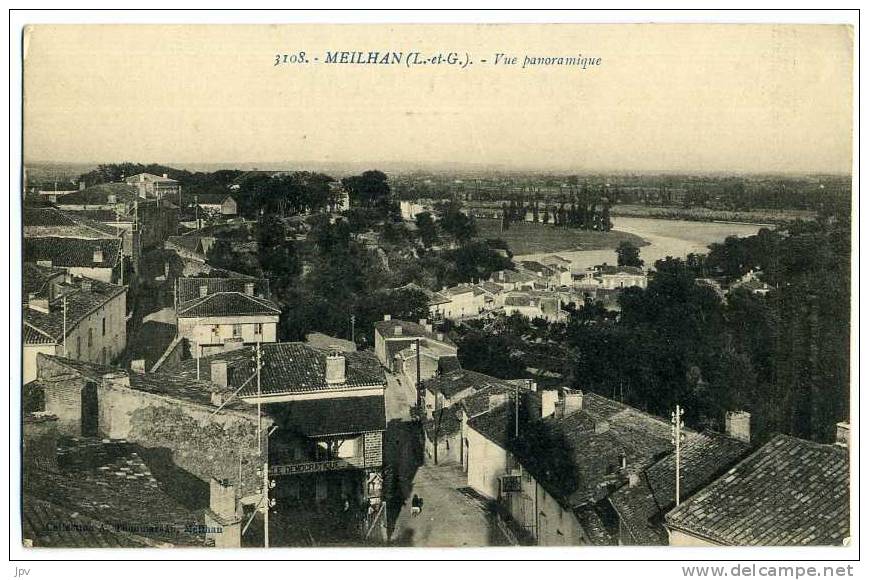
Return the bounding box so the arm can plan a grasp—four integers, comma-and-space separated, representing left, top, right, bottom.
62, 295, 68, 357
194, 341, 200, 380
415, 338, 421, 410
350, 314, 356, 344
671, 405, 685, 506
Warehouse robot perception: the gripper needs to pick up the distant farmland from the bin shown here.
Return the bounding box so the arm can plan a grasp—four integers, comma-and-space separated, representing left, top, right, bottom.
475, 219, 648, 256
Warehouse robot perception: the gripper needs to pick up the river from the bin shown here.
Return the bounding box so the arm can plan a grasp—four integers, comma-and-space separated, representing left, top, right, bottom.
515, 216, 766, 272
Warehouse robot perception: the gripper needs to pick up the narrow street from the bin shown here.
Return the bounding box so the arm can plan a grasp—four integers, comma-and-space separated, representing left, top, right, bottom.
389, 462, 509, 547
382, 368, 507, 547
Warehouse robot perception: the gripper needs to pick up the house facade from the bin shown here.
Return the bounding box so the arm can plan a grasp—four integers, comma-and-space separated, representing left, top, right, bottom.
125, 172, 182, 200
175, 277, 280, 356
23, 264, 128, 383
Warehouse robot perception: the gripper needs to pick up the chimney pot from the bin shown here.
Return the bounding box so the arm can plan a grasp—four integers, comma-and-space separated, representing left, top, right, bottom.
79, 181, 86, 191
199, 285, 209, 298
244, 282, 255, 296
725, 410, 751, 443
383, 314, 391, 321
36, 260, 53, 268
541, 389, 559, 418
562, 389, 584, 416
210, 360, 229, 389
325, 351, 346, 385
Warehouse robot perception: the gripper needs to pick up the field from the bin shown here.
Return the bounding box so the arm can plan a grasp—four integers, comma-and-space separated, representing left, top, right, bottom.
611, 204, 815, 225
475, 218, 648, 256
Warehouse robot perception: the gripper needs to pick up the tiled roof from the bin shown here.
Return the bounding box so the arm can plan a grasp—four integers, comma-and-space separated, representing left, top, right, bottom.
176, 292, 280, 318
609, 431, 750, 545
23, 495, 152, 548
23, 277, 126, 343
520, 261, 556, 276
23, 262, 65, 296
664, 434, 849, 546
474, 392, 676, 510
437, 355, 462, 374
178, 277, 268, 304
165, 343, 386, 397
23, 324, 56, 345
424, 409, 463, 438
492, 269, 537, 284
71, 209, 126, 223
23, 436, 206, 547
598, 265, 645, 276
24, 237, 122, 269
24, 207, 121, 238
268, 395, 386, 437
375, 319, 455, 346
122, 321, 177, 370
55, 183, 140, 206
422, 368, 519, 399
195, 193, 235, 205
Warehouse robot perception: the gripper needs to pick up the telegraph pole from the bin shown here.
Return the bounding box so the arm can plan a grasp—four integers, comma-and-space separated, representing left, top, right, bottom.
350, 314, 356, 344
671, 405, 685, 506
62, 295, 68, 357
415, 338, 421, 410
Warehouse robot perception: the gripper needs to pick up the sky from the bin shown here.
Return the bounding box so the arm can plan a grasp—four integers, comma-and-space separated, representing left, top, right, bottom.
23, 24, 854, 174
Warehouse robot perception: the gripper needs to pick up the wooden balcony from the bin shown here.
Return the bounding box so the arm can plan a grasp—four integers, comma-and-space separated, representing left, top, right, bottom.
269, 455, 368, 476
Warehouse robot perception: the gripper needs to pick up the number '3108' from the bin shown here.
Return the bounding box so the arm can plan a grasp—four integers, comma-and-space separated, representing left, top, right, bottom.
274, 52, 308, 65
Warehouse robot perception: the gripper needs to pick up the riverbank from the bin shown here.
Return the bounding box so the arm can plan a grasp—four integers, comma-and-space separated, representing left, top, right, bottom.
475, 218, 648, 256
611, 204, 812, 226
515, 216, 763, 272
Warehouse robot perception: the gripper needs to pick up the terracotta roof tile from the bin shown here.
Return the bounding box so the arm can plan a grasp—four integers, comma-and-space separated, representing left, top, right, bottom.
665, 434, 849, 546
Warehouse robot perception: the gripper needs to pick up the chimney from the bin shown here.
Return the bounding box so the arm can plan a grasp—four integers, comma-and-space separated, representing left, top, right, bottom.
93, 249, 103, 264
562, 389, 584, 416
835, 422, 850, 449
499, 271, 505, 282
325, 350, 346, 385
627, 471, 640, 488
101, 371, 130, 389
207, 478, 242, 548
393, 326, 403, 337
488, 392, 509, 410
540, 389, 559, 418
162, 173, 168, 179
210, 360, 228, 389
79, 181, 86, 191
725, 411, 751, 443
244, 282, 255, 296
383, 314, 391, 321
23, 413, 59, 472
199, 285, 209, 298
130, 359, 146, 374
209, 478, 238, 520
107, 194, 117, 204
210, 391, 227, 407
164, 261, 170, 279
36, 260, 53, 268
140, 174, 145, 182
419, 318, 428, 327
81, 279, 92, 293
27, 295, 50, 314
436, 332, 444, 342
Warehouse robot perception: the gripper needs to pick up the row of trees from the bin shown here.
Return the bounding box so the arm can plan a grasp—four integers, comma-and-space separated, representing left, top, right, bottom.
500, 199, 613, 231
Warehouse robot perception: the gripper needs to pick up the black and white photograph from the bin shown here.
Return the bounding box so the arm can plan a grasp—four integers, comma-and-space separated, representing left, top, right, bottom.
8, 10, 859, 566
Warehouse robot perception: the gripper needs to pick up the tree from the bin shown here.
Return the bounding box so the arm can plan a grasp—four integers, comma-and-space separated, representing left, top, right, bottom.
415, 211, 438, 248
342, 170, 391, 210
616, 241, 644, 268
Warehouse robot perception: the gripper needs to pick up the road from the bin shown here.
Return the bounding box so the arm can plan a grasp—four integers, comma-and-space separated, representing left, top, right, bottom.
389, 462, 509, 547
382, 368, 508, 547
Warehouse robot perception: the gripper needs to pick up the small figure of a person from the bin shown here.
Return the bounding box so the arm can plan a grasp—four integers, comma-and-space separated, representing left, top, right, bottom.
411, 494, 421, 517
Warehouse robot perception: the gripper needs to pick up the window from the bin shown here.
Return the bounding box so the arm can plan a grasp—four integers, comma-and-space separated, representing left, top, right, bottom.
102, 318, 106, 336
254, 323, 263, 335
232, 324, 242, 338
87, 328, 93, 348
76, 336, 81, 358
